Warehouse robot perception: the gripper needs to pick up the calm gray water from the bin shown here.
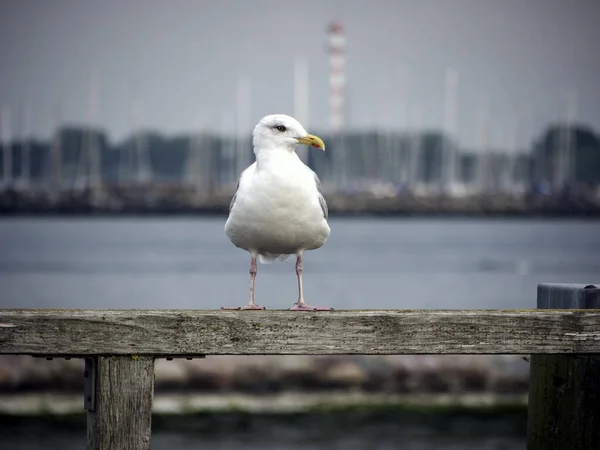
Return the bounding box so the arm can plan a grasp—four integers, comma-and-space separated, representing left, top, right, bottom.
2, 412, 526, 450
0, 217, 598, 309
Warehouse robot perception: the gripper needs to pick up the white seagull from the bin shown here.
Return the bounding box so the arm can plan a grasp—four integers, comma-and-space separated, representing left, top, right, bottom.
222, 114, 333, 311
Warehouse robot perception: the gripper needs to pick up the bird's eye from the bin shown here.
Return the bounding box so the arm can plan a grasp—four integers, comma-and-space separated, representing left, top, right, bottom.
276, 125, 286, 132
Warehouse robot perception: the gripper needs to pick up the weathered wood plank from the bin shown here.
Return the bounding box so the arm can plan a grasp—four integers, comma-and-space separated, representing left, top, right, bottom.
1, 309, 600, 355
87, 356, 154, 450
527, 284, 600, 450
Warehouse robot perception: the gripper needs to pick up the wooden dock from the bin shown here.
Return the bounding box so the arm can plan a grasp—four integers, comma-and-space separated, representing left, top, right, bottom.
1, 283, 599, 450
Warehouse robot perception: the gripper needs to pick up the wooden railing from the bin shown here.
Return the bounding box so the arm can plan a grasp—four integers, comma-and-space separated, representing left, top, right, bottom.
1, 283, 599, 450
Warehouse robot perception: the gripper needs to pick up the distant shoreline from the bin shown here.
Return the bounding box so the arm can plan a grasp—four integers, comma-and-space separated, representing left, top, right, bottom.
2, 209, 599, 218
2, 212, 600, 219
0, 196, 600, 219
0, 392, 528, 417
1, 188, 599, 218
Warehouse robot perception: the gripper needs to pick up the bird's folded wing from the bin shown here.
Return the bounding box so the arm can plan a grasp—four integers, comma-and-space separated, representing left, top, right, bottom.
229, 165, 254, 214
314, 172, 328, 219
229, 179, 239, 214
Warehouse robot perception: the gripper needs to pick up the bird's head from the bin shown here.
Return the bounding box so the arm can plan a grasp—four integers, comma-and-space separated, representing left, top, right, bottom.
252, 114, 325, 153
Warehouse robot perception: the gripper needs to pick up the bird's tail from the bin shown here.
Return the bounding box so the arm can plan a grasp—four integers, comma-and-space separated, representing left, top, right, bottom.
258, 253, 291, 264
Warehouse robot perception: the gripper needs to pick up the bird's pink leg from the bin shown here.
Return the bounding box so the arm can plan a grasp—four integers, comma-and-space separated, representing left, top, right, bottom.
221, 255, 265, 310
290, 253, 333, 311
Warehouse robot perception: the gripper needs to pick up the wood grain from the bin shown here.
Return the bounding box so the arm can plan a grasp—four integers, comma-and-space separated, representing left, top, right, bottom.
87, 356, 154, 450
1, 309, 600, 355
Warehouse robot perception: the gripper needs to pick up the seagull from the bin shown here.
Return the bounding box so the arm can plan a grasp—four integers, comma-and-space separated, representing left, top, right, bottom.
222, 114, 333, 311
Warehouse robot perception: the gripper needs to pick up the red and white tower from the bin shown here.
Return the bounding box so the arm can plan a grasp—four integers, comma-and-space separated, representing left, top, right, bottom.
328, 21, 346, 132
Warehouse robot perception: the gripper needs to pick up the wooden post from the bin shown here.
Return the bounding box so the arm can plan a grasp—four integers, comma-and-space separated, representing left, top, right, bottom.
527, 283, 600, 450
87, 356, 155, 450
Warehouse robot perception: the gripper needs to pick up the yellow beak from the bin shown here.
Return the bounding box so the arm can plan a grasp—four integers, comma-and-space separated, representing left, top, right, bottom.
296, 133, 325, 151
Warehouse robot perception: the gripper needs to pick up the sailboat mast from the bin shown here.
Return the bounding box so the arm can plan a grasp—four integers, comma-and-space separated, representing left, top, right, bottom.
475, 96, 490, 194
87, 72, 102, 193
1, 106, 12, 188
294, 56, 309, 164
236, 75, 251, 176
19, 98, 31, 189
441, 67, 459, 194
564, 87, 578, 188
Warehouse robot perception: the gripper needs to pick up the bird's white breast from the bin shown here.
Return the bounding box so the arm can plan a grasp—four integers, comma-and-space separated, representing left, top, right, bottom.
225, 154, 330, 255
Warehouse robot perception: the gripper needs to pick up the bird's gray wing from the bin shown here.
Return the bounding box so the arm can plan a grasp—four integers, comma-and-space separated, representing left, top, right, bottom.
229, 179, 239, 214
314, 172, 328, 219
228, 163, 256, 214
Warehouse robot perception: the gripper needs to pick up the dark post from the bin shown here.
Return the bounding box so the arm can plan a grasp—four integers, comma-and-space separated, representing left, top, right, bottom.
87, 356, 155, 450
527, 283, 600, 450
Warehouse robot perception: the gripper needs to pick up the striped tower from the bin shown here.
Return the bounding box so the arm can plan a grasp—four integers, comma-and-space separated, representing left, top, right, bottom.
328, 22, 345, 132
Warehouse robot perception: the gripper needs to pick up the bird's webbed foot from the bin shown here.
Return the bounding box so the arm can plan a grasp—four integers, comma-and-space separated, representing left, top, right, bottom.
221, 305, 266, 310
290, 302, 333, 311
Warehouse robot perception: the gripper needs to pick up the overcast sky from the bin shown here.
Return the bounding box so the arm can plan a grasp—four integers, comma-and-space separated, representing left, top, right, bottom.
1, 0, 599, 149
